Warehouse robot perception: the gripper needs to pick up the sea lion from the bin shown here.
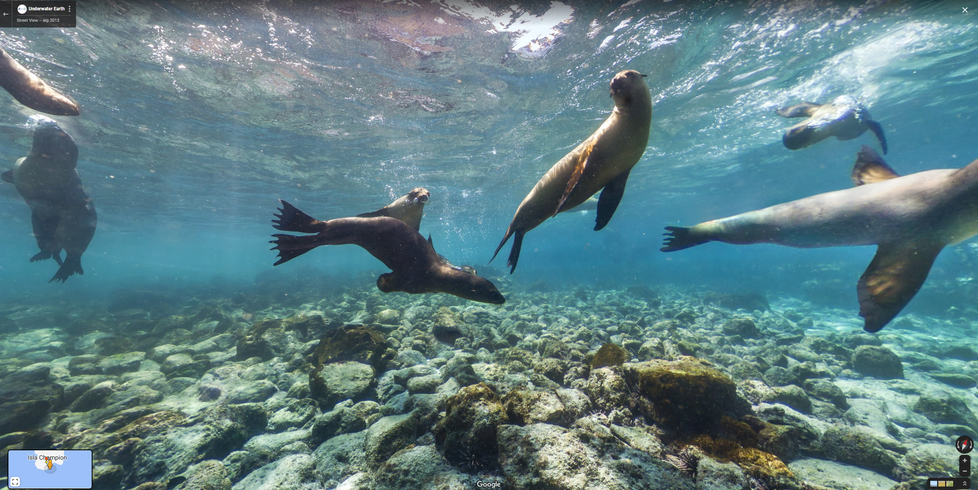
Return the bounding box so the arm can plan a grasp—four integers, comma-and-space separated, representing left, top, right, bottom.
661, 145, 978, 333
491, 69, 652, 273
777, 95, 886, 154
272, 187, 430, 234
356, 187, 429, 231
2, 115, 96, 282
0, 47, 80, 116
270, 201, 505, 305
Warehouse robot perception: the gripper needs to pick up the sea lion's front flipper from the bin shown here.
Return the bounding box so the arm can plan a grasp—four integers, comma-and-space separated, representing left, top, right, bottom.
858, 241, 943, 333
776, 102, 821, 118
554, 141, 596, 216
661, 225, 711, 252
594, 169, 630, 231
865, 119, 887, 155
851, 145, 900, 186
356, 209, 390, 219
0, 47, 80, 116
273, 200, 326, 233
1, 170, 12, 183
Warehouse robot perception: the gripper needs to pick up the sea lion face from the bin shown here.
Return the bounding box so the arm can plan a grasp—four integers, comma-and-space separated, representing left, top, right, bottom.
377, 270, 505, 304
407, 187, 430, 205
455, 274, 506, 304
27, 115, 77, 163
609, 70, 648, 108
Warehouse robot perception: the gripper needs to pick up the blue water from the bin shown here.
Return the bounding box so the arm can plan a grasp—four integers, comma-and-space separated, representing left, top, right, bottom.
0, 1, 976, 315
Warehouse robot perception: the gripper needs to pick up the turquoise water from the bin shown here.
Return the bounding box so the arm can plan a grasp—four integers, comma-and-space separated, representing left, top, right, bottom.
0, 0, 974, 307
3, 1, 978, 489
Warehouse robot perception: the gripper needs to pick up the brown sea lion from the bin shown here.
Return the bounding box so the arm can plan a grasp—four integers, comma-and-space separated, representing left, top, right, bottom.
273, 187, 429, 234
270, 201, 505, 305
777, 95, 886, 154
0, 47, 80, 116
661, 146, 978, 333
356, 187, 429, 231
2, 115, 96, 282
491, 69, 652, 273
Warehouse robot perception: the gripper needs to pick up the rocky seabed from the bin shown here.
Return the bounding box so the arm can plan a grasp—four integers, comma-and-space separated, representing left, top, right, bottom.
2, 282, 977, 490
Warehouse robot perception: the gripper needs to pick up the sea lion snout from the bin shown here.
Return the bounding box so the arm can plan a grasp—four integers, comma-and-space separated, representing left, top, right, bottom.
462, 277, 505, 304
609, 70, 651, 109
610, 70, 643, 97
408, 187, 430, 204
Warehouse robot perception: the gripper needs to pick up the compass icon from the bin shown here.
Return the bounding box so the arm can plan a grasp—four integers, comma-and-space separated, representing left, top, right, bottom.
958, 435, 974, 454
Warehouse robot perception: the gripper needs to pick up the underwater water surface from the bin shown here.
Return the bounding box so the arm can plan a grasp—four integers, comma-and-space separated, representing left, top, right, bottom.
2, 1, 978, 489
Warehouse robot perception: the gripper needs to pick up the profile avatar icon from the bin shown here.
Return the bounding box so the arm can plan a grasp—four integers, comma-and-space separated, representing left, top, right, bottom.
957, 435, 974, 454
17, 4, 26, 14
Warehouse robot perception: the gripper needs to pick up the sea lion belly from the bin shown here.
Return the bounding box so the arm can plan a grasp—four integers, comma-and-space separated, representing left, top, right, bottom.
708, 169, 958, 248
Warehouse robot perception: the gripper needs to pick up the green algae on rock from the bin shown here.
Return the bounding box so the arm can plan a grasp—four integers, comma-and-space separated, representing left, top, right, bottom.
624, 357, 744, 434
590, 342, 630, 369
310, 324, 393, 371
434, 382, 509, 471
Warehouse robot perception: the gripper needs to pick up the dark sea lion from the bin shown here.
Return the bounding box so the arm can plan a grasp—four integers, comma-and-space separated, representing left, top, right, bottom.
270, 201, 505, 304
273, 187, 430, 233
0, 47, 80, 116
661, 146, 978, 333
777, 95, 886, 154
2, 115, 96, 282
491, 69, 653, 273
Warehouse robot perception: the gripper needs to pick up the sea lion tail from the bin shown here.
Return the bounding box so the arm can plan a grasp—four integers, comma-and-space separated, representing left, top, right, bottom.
49, 255, 83, 283
269, 233, 322, 266
273, 200, 323, 233
661, 226, 709, 252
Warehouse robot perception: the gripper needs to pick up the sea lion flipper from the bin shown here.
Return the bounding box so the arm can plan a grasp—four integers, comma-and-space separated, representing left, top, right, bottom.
661, 225, 711, 252
506, 230, 525, 274
776, 102, 821, 118
358, 208, 423, 231
489, 229, 511, 265
858, 241, 943, 333
0, 47, 80, 116
269, 233, 324, 266
594, 169, 630, 231
356, 210, 387, 219
1, 170, 12, 183
851, 145, 900, 186
273, 200, 326, 233
554, 141, 596, 216
865, 119, 887, 155
49, 254, 82, 283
